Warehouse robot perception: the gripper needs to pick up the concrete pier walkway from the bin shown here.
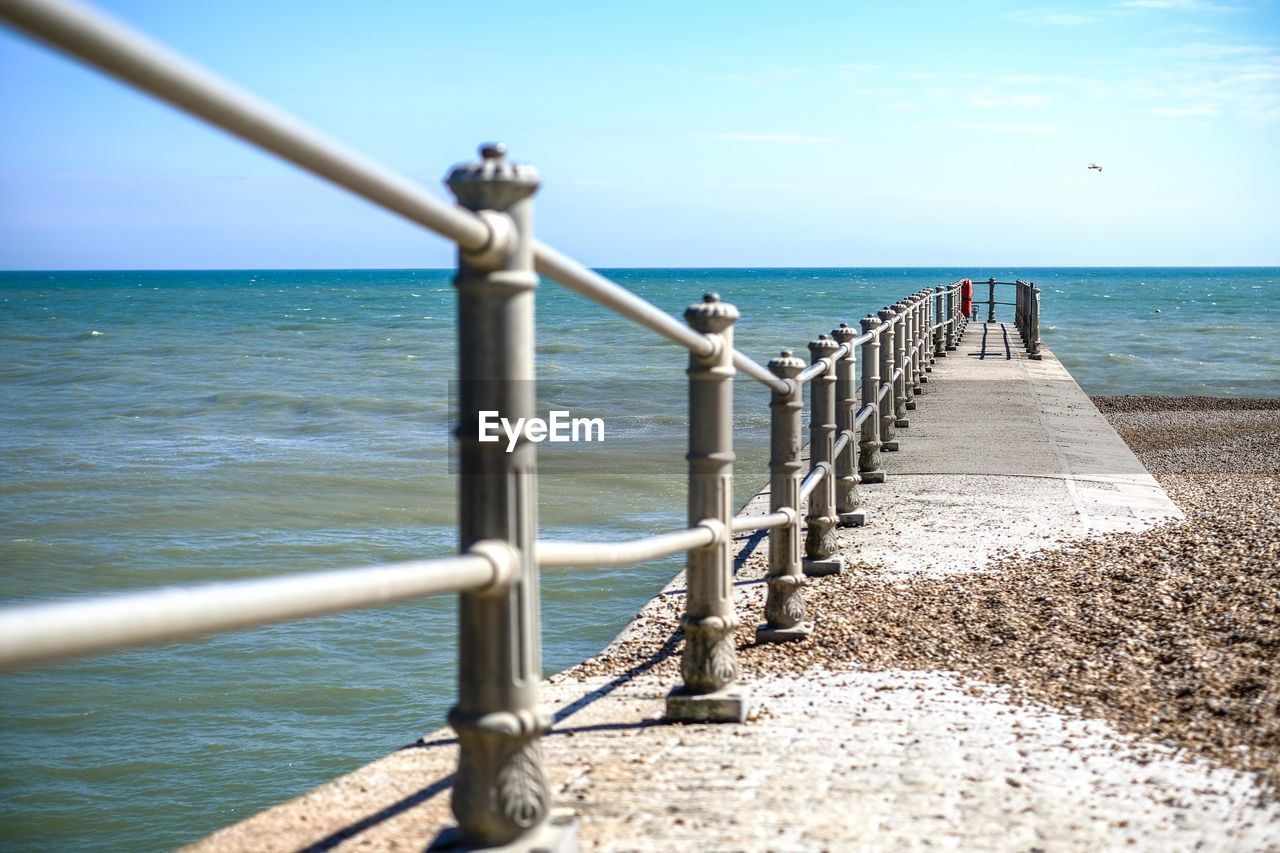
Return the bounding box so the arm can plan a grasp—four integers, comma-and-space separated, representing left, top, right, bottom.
810, 320, 1184, 580
190, 327, 1277, 852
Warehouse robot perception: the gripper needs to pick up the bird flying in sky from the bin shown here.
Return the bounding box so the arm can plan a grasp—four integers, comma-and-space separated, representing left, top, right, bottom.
1088, 163, 1103, 172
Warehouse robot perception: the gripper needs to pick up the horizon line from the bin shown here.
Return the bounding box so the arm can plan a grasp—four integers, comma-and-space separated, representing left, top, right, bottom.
3, 264, 1279, 274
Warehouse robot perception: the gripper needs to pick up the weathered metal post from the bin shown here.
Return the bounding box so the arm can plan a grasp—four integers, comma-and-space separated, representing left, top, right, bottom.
944, 286, 958, 351
832, 323, 865, 526
922, 290, 934, 376
1015, 280, 1025, 343
878, 307, 899, 451
1029, 283, 1043, 360
988, 277, 997, 323
911, 293, 926, 390
902, 297, 917, 411
447, 143, 563, 847
892, 302, 910, 428
859, 315, 886, 481
758, 350, 808, 643
668, 293, 747, 723
933, 286, 946, 358
804, 335, 844, 576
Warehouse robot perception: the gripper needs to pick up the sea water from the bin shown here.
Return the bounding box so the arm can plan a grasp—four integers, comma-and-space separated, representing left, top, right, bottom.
1, 267, 1276, 850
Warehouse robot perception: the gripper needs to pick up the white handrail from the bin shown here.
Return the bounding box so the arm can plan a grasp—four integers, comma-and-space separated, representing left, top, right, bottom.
531, 241, 714, 356
536, 524, 716, 569
0, 550, 508, 669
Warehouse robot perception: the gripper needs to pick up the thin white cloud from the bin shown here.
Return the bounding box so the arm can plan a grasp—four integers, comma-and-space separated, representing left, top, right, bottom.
1122, 0, 1236, 10
1009, 8, 1097, 25
695, 132, 845, 144
1155, 42, 1272, 60
1133, 42, 1280, 124
1151, 104, 1221, 117
953, 121, 1068, 135
968, 93, 1052, 109
720, 67, 812, 86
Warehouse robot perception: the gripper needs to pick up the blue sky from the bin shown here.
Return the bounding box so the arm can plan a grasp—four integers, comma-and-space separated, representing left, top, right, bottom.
1, 0, 1277, 268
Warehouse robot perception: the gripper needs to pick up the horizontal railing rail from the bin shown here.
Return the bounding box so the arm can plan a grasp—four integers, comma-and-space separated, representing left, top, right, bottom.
0, 548, 513, 669
0, 0, 1034, 847
536, 524, 718, 569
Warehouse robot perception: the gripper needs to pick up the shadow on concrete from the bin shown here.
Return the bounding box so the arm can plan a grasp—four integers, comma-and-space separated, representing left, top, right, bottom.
297, 773, 456, 853
966, 322, 1012, 361
550, 523, 770, 727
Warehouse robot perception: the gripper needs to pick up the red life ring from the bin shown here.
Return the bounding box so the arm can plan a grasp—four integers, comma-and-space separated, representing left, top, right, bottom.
960, 278, 973, 318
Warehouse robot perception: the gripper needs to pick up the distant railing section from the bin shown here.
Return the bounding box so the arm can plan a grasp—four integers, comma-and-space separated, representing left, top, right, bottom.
0, 0, 1041, 848
970, 277, 1043, 359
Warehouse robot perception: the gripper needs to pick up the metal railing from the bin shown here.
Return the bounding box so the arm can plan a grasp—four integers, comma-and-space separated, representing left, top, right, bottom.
970, 277, 1043, 358
0, 0, 1036, 847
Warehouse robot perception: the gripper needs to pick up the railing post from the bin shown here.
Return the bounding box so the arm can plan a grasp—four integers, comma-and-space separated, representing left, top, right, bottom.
892, 302, 910, 428
859, 315, 885, 481
832, 323, 865, 526
804, 335, 844, 576
933, 286, 946, 358
944, 286, 957, 351
877, 307, 899, 451
1029, 283, 1043, 360
446, 144, 555, 847
668, 292, 748, 723
902, 297, 917, 410
1015, 279, 1025, 343
758, 350, 808, 643
926, 289, 936, 371
912, 293, 926, 389
988, 277, 997, 323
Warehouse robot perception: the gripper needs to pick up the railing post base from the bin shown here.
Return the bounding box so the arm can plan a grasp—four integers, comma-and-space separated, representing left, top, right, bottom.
802, 555, 845, 577
755, 619, 813, 644
838, 509, 868, 527
667, 683, 751, 724
430, 810, 579, 852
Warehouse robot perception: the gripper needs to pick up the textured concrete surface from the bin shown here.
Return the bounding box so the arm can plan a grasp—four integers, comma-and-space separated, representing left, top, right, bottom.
847, 325, 1183, 578
189, 329, 1275, 852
